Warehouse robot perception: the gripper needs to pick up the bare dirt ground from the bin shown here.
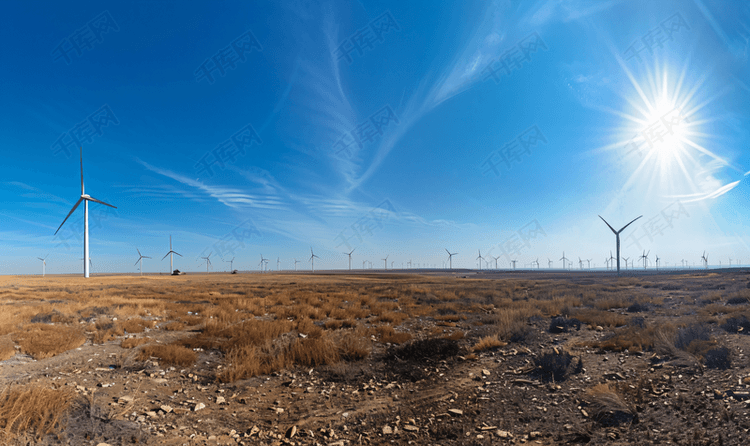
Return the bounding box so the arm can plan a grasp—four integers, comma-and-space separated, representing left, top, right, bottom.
0, 270, 749, 445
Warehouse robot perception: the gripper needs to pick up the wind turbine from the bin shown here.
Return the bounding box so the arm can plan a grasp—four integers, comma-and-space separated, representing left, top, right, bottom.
135, 248, 151, 276
655, 255, 660, 270
622, 256, 630, 270
54, 147, 117, 278
701, 251, 708, 269
161, 235, 183, 274
362, 260, 366, 269
80, 257, 94, 273
578, 257, 584, 270
344, 248, 355, 270
492, 256, 500, 269
598, 215, 643, 275
510, 259, 517, 270
476, 250, 484, 270
259, 254, 267, 273
224, 256, 235, 272
560, 252, 569, 269
407, 260, 412, 269
548, 258, 553, 268
586, 258, 592, 269
445, 249, 457, 269
639, 250, 650, 270
309, 247, 319, 272
200, 252, 212, 273
382, 255, 389, 270
294, 258, 299, 271
37, 255, 48, 277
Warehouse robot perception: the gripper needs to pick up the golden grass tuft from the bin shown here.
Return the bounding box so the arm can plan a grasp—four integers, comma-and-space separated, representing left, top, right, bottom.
0, 336, 16, 362
0, 383, 75, 438
336, 328, 372, 360
12, 324, 86, 359
120, 318, 154, 334
162, 321, 185, 331
375, 324, 412, 344
288, 333, 340, 367
137, 344, 197, 367
472, 335, 507, 352
120, 337, 150, 349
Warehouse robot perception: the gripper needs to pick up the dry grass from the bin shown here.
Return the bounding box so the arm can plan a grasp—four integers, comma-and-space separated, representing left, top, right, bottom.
570, 308, 628, 328
336, 328, 372, 360
585, 383, 636, 426
120, 337, 150, 349
0, 336, 15, 362
162, 321, 185, 331
472, 335, 507, 352
137, 344, 197, 367
120, 318, 154, 333
12, 324, 86, 359
0, 383, 75, 439
375, 325, 412, 344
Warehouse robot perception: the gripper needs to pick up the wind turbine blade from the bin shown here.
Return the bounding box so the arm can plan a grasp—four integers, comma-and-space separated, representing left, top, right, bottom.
174, 252, 182, 257
144, 256, 151, 259
619, 215, 643, 232
161, 252, 171, 260
135, 259, 141, 266
54, 197, 83, 235
86, 196, 117, 208
137, 248, 142, 256
598, 215, 617, 233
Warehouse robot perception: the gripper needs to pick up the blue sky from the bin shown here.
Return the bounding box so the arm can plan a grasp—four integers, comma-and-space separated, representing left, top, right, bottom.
2, 0, 750, 274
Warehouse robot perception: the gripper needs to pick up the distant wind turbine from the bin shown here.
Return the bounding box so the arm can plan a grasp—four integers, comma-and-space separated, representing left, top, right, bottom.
622, 257, 630, 270
639, 250, 650, 270
37, 255, 48, 277
224, 256, 235, 272
161, 235, 182, 274
701, 251, 708, 269
598, 215, 643, 275
294, 258, 299, 271
560, 252, 569, 269
548, 258, 553, 268
344, 248, 355, 270
510, 259, 517, 270
54, 146, 117, 278
476, 250, 484, 270
445, 249, 457, 269
655, 255, 660, 270
259, 254, 267, 273
135, 248, 151, 276
382, 255, 389, 270
586, 258, 592, 269
309, 247, 319, 272
578, 257, 584, 270
200, 252, 212, 273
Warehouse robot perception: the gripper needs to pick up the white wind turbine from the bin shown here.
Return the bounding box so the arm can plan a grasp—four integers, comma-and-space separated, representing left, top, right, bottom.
344, 248, 355, 270
476, 250, 484, 270
277, 257, 280, 271
37, 255, 49, 277
510, 259, 517, 269
259, 254, 267, 273
560, 252, 569, 269
492, 255, 500, 269
622, 256, 630, 270
54, 147, 117, 278
598, 215, 642, 275
639, 250, 650, 270
701, 251, 708, 269
224, 256, 235, 272
309, 247, 319, 272
135, 248, 151, 276
382, 255, 389, 270
200, 252, 212, 273
161, 235, 182, 274
294, 258, 299, 271
445, 248, 457, 269
548, 258, 553, 268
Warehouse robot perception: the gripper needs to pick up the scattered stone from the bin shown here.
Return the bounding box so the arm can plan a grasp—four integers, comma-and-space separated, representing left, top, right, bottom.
482, 369, 490, 376
160, 405, 173, 414
403, 425, 419, 432
194, 402, 206, 412
119, 396, 134, 404
215, 396, 226, 404
286, 425, 297, 438
448, 408, 463, 416
529, 431, 542, 439
496, 430, 512, 438
382, 425, 393, 435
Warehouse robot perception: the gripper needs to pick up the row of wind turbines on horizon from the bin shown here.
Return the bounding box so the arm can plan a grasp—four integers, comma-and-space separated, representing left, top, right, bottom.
41, 148, 742, 277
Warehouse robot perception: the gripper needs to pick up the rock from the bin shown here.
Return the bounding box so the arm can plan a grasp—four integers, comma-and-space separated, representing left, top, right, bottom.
248, 425, 260, 436
529, 431, 541, 439
194, 402, 206, 411
146, 411, 158, 419
96, 443, 112, 446
448, 409, 463, 416
275, 407, 284, 414
496, 430, 512, 438
160, 405, 173, 414
286, 425, 297, 438
382, 425, 393, 435
215, 396, 226, 404
482, 369, 490, 376
595, 326, 604, 331
119, 396, 134, 404
403, 425, 419, 432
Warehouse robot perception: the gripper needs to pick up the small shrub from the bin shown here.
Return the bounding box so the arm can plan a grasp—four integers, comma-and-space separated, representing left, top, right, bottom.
627, 303, 648, 313
120, 337, 150, 349
704, 346, 731, 369
721, 315, 750, 334
675, 324, 711, 351
137, 344, 197, 367
121, 318, 154, 333
727, 296, 749, 305
533, 351, 575, 382
375, 325, 412, 344
549, 316, 581, 333
0, 336, 15, 362
586, 384, 636, 426
392, 338, 460, 362
336, 329, 371, 361
162, 321, 185, 331
288, 333, 340, 367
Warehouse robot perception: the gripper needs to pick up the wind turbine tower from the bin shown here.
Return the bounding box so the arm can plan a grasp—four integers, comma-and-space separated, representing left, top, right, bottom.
639, 250, 650, 270
161, 235, 182, 274
135, 248, 151, 276
201, 253, 212, 273
382, 255, 389, 270
598, 215, 643, 275
445, 249, 457, 269
344, 248, 355, 270
37, 255, 48, 277
54, 147, 117, 278
309, 247, 319, 272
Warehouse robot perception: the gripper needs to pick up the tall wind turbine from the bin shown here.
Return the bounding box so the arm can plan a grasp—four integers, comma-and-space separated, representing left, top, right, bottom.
309, 247, 319, 272
701, 251, 708, 269
344, 248, 355, 270
294, 258, 299, 271
37, 255, 48, 277
276, 257, 280, 271
655, 255, 660, 270
598, 215, 642, 275
476, 250, 484, 270
445, 249, 457, 269
54, 147, 117, 278
259, 254, 267, 273
578, 257, 584, 270
161, 235, 182, 274
224, 256, 235, 272
510, 259, 517, 270
586, 258, 592, 269
622, 257, 630, 270
639, 250, 650, 270
382, 255, 389, 270
135, 248, 151, 276
492, 256, 500, 269
548, 258, 553, 268
560, 252, 569, 269
200, 252, 212, 273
